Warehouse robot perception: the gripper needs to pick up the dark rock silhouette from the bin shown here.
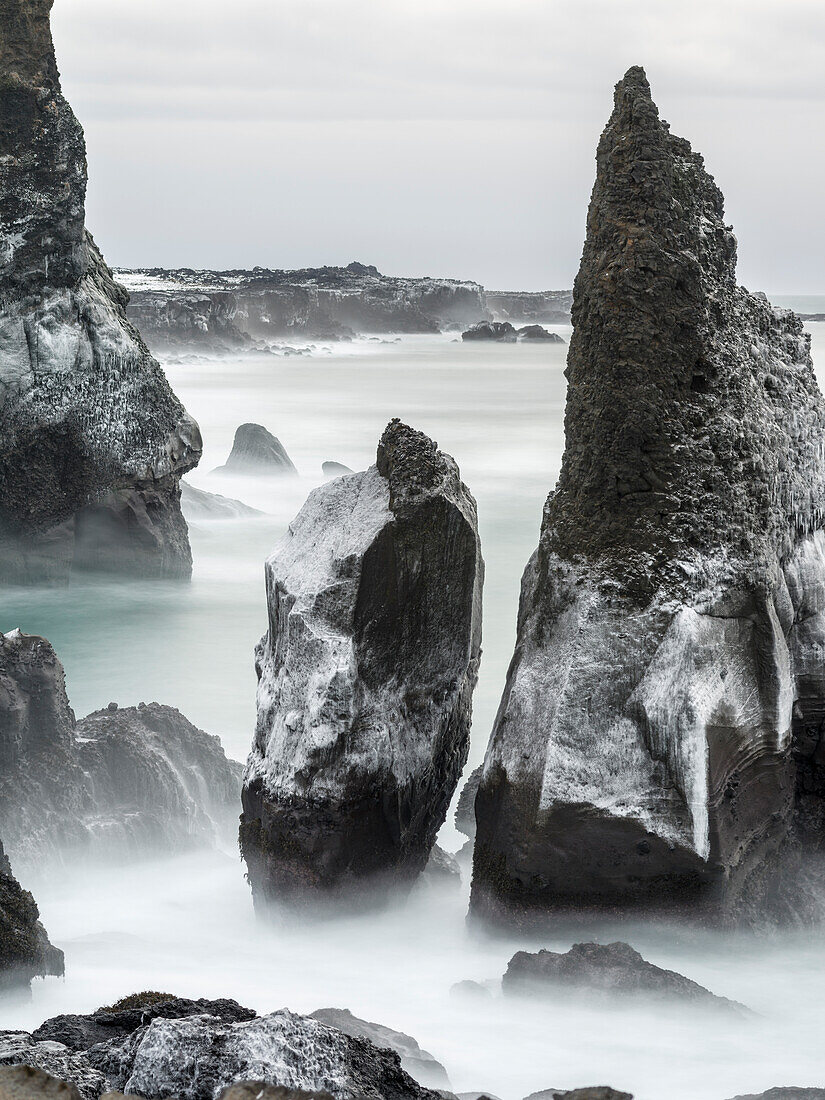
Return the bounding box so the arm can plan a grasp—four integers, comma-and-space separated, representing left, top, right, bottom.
241, 420, 483, 904
462, 321, 518, 342
455, 764, 483, 840
213, 424, 297, 476
471, 66, 825, 925
0, 837, 63, 992
0, 0, 201, 583
517, 325, 565, 343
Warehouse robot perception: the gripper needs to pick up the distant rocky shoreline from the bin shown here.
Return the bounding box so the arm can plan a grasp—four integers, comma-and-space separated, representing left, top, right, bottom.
117, 265, 572, 353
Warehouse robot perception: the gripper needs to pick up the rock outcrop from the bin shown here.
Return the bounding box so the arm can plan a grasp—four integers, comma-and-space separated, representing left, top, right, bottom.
181, 481, 263, 520
517, 325, 564, 343
0, 837, 63, 991
240, 420, 483, 903
725, 1091, 825, 1100
462, 321, 518, 343
0, 0, 201, 583
309, 1009, 450, 1091
0, 629, 242, 870
471, 66, 825, 924
455, 764, 483, 841
120, 264, 489, 351
213, 424, 297, 477
322, 461, 354, 479
502, 942, 746, 1012
0, 1035, 106, 1100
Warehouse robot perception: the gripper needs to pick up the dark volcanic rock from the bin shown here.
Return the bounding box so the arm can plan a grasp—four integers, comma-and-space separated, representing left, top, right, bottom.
213, 424, 297, 477
0, 629, 242, 869
309, 1008, 450, 1090
33, 994, 256, 1051
120, 266, 489, 352
0, 0, 201, 584
471, 67, 825, 925
461, 321, 517, 343
0, 837, 63, 991
240, 419, 483, 903
217, 1087, 335, 1100
525, 1091, 632, 1100
517, 325, 564, 343
90, 1009, 441, 1100
503, 942, 746, 1012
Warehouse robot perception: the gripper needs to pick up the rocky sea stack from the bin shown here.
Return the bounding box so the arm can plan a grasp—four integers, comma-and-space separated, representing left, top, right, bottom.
241, 419, 483, 904
0, 837, 63, 992
0, 0, 201, 583
471, 67, 825, 925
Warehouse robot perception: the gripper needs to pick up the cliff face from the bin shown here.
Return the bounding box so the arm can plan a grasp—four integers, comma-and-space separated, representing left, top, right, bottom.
120, 265, 490, 351
0, 629, 242, 870
0, 0, 201, 583
471, 67, 825, 925
241, 420, 483, 904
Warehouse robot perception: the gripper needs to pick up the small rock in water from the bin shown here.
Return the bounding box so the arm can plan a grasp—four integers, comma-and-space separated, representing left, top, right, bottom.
450, 981, 492, 1001
517, 324, 564, 342
503, 942, 748, 1013
213, 423, 298, 476
461, 321, 517, 342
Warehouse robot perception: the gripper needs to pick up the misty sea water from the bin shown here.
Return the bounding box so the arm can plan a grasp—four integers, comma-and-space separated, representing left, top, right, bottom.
2, 323, 825, 1100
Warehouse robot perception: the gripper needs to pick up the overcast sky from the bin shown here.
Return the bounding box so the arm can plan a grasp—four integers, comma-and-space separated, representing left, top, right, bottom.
52, 0, 825, 292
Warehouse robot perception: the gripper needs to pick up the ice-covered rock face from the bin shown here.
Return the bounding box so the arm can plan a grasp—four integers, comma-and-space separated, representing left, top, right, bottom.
0, 0, 201, 583
93, 1010, 439, 1100
240, 420, 483, 903
0, 630, 242, 871
470, 66, 825, 925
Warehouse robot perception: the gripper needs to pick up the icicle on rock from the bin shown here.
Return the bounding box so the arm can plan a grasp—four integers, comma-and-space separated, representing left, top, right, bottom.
241, 419, 483, 905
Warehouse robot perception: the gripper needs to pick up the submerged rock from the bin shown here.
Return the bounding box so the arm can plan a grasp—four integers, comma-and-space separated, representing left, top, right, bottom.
0, 629, 242, 869
0, 838, 63, 992
181, 481, 263, 520
213, 424, 297, 477
503, 942, 746, 1013
0, 0, 201, 584
461, 321, 517, 343
90, 1010, 441, 1100
240, 420, 483, 903
471, 66, 825, 925
517, 325, 564, 343
309, 1008, 450, 1091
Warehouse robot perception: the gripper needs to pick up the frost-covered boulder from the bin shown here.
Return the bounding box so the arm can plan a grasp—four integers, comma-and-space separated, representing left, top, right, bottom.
0, 1035, 105, 1100
309, 1009, 450, 1091
0, 838, 63, 992
471, 67, 825, 925
91, 1010, 440, 1100
0, 0, 201, 583
241, 420, 483, 902
213, 424, 297, 476
0, 629, 242, 870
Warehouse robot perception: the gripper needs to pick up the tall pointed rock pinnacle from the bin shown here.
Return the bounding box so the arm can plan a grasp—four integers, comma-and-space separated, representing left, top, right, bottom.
470, 66, 825, 926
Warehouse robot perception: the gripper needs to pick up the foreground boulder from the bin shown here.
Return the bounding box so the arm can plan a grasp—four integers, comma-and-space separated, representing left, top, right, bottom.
92, 1010, 440, 1100
0, 1036, 105, 1100
0, 838, 63, 992
213, 424, 297, 476
0, 1066, 82, 1100
0, 629, 242, 869
461, 321, 517, 342
471, 66, 825, 925
503, 942, 746, 1013
0, 0, 201, 583
310, 1009, 450, 1090
241, 420, 483, 903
